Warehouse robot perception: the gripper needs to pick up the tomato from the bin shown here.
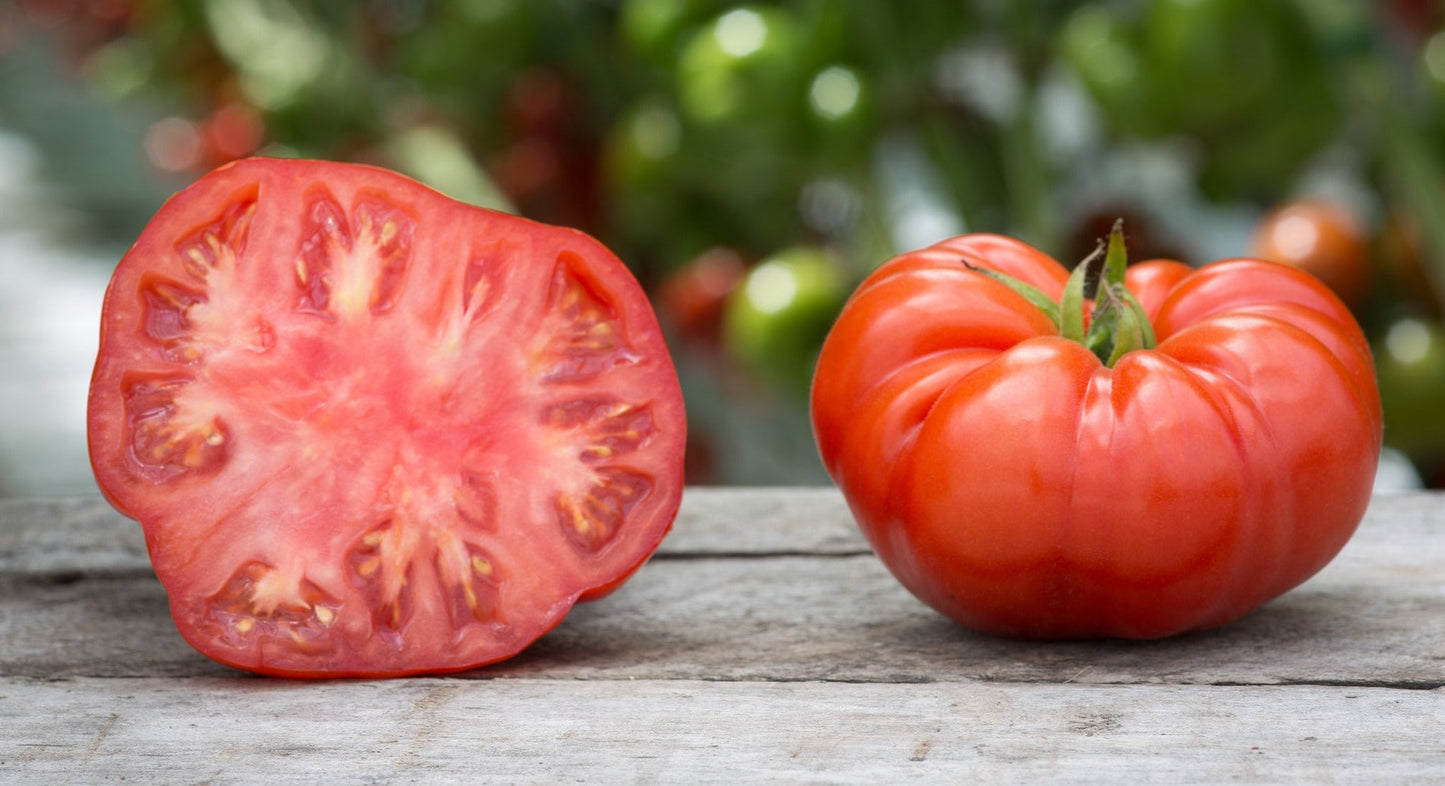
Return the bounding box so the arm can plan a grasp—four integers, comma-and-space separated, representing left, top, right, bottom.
1387, 0, 1444, 43
601, 99, 689, 253
1375, 316, 1445, 484
1063, 205, 1184, 269
86, 158, 686, 677
1059, 5, 1163, 138
618, 0, 728, 65
1250, 200, 1371, 309
723, 245, 848, 395
804, 64, 878, 167
489, 70, 603, 233
811, 230, 1382, 640
1378, 208, 1444, 318
201, 101, 266, 166
674, 5, 805, 133
656, 246, 747, 346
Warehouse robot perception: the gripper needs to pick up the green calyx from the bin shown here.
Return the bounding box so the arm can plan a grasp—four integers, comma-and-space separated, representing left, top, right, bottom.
970, 220, 1155, 367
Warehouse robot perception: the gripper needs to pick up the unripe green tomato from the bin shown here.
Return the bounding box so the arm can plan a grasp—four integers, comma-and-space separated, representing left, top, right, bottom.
618, 0, 726, 64
804, 64, 879, 166
1059, 5, 1161, 137
603, 99, 684, 189
675, 5, 805, 131
1376, 317, 1445, 468
722, 246, 848, 395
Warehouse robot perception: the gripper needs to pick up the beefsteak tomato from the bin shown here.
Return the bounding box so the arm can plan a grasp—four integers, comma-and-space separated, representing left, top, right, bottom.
87, 158, 686, 676
811, 228, 1382, 639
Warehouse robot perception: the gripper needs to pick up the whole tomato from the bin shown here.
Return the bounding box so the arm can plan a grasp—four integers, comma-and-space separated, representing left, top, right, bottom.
811, 228, 1382, 639
1375, 316, 1445, 485
674, 5, 805, 133
1250, 200, 1371, 309
723, 245, 848, 395
656, 247, 747, 346
1378, 208, 1444, 318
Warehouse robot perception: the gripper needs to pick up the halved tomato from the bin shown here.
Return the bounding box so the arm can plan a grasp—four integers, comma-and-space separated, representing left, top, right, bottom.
87, 158, 686, 677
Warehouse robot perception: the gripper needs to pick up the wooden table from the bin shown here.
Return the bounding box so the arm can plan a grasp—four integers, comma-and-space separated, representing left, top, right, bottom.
2, 488, 1442, 783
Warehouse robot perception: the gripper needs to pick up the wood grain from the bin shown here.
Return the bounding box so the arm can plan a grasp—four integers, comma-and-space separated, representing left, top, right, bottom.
2, 489, 1443, 782
2, 678, 1442, 785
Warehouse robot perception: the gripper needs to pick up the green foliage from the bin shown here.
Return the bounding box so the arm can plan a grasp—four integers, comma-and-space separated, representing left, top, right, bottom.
9, 0, 1445, 484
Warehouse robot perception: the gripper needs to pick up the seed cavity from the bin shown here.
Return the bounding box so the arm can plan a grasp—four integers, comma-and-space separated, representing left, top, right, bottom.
346, 513, 508, 641
139, 276, 208, 359
122, 376, 230, 479
434, 533, 504, 629
175, 192, 256, 283
461, 254, 503, 320
454, 470, 499, 531
206, 560, 336, 644
555, 468, 653, 553
138, 193, 260, 361
538, 252, 637, 383
295, 188, 414, 320
543, 397, 656, 461
347, 520, 416, 638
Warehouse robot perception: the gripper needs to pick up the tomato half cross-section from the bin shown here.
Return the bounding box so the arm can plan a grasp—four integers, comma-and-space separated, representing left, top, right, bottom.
87, 157, 687, 677
810, 227, 1383, 639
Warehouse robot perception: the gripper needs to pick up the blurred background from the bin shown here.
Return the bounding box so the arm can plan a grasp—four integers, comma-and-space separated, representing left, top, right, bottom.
1, 0, 1443, 496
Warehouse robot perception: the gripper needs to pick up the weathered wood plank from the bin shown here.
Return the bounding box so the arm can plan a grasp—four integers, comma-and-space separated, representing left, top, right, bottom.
0, 497, 150, 575
494, 552, 1445, 687
0, 487, 866, 575
1, 677, 1441, 784
2, 491, 1442, 686
664, 486, 867, 555
6, 486, 1441, 564
2, 491, 1443, 782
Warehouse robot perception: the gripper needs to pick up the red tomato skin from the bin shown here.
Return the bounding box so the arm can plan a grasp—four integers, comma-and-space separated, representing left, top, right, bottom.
1125, 259, 1193, 319
87, 158, 686, 676
812, 236, 1381, 639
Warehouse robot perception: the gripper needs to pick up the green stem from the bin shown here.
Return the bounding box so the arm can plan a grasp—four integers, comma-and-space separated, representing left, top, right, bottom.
1083, 220, 1156, 364
965, 219, 1156, 366
964, 262, 1061, 330
1059, 242, 1098, 343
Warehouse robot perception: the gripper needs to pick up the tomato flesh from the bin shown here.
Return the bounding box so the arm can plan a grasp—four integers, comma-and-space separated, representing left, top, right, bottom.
88, 158, 686, 677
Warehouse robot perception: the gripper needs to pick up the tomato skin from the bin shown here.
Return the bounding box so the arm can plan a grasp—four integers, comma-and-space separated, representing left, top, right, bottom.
811, 234, 1382, 639
656, 247, 746, 346
87, 158, 686, 677
722, 245, 848, 396
1375, 316, 1445, 483
1250, 200, 1371, 309
1124, 259, 1193, 319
